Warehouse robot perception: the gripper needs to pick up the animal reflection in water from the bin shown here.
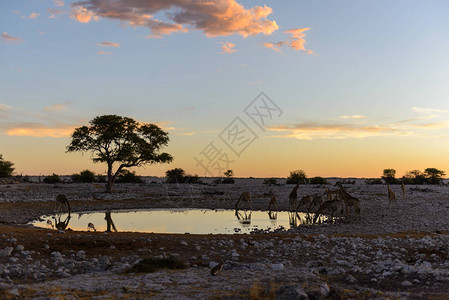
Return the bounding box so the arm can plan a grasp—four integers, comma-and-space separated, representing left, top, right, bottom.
87, 222, 96, 232
234, 209, 252, 227
267, 211, 277, 222
287, 211, 318, 227
54, 213, 72, 231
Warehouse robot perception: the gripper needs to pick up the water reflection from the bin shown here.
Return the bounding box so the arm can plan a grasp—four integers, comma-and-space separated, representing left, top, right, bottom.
235, 209, 252, 226
105, 211, 118, 232
54, 213, 71, 231
267, 211, 277, 221
32, 209, 327, 234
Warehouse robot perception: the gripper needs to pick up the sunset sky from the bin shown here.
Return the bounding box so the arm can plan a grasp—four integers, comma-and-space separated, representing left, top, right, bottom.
1, 0, 449, 178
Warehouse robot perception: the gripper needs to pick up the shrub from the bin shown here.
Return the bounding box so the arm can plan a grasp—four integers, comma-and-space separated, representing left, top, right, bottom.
365, 178, 383, 185
125, 256, 188, 274
97, 174, 107, 183
286, 170, 307, 184
165, 168, 202, 184
0, 155, 14, 177
309, 177, 327, 185
222, 177, 235, 184
72, 170, 98, 183
43, 173, 62, 184
116, 170, 143, 183
79, 170, 97, 183
71, 173, 81, 183
184, 174, 202, 184
263, 178, 277, 185
166, 168, 186, 183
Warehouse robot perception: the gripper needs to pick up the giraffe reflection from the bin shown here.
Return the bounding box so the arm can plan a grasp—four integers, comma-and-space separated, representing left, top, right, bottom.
55, 213, 71, 231
267, 210, 277, 222
235, 209, 252, 226
105, 211, 117, 232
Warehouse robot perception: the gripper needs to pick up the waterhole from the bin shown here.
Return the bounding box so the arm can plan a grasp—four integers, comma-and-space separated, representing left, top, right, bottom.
31, 209, 326, 234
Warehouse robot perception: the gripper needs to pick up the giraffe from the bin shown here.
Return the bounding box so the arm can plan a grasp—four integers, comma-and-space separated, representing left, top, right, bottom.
235, 192, 251, 210
324, 186, 339, 201
401, 180, 406, 198
336, 182, 361, 219
297, 194, 314, 213
387, 183, 396, 209
308, 194, 326, 213
288, 182, 301, 211
266, 189, 278, 211
313, 198, 344, 224
55, 194, 71, 214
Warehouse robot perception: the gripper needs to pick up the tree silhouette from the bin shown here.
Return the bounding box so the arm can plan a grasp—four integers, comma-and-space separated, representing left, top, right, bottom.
0, 155, 14, 177
67, 115, 173, 192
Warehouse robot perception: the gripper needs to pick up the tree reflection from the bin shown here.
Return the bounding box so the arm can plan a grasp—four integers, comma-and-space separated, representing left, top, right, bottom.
105, 211, 117, 232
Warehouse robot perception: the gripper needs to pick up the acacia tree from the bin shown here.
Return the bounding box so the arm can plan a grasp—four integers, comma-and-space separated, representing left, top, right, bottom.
382, 168, 397, 184
424, 168, 445, 184
67, 115, 173, 193
0, 154, 14, 177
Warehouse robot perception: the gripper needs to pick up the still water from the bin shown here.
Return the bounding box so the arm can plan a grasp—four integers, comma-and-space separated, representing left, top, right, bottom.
31, 209, 324, 234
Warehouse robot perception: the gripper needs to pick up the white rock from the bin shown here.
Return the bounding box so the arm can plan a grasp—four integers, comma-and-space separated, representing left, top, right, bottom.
401, 280, 412, 287
271, 263, 284, 271
16, 245, 24, 252
76, 250, 86, 259
0, 247, 13, 257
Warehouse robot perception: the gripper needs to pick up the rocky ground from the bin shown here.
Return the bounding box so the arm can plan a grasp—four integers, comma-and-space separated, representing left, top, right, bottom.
1, 178, 449, 299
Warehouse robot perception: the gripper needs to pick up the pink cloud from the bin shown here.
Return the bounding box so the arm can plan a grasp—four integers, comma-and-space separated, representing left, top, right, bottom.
47, 8, 65, 19
71, 5, 98, 23
5, 124, 75, 138
97, 51, 112, 55
220, 42, 237, 54
265, 28, 313, 54
53, 0, 64, 7
1, 32, 24, 44
263, 41, 283, 52
70, 0, 278, 38
97, 41, 120, 47
27, 12, 40, 19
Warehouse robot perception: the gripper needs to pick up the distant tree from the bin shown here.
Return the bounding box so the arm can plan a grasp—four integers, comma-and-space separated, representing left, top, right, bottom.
166, 168, 202, 184
222, 169, 235, 184
166, 168, 186, 183
67, 115, 173, 193
224, 170, 234, 178
309, 176, 327, 185
263, 177, 278, 185
43, 173, 62, 184
286, 170, 307, 184
0, 155, 14, 177
424, 168, 445, 184
404, 170, 426, 185
382, 169, 397, 184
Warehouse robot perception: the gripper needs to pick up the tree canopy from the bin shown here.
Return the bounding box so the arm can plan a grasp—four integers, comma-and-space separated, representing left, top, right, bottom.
0, 155, 14, 177
67, 115, 173, 192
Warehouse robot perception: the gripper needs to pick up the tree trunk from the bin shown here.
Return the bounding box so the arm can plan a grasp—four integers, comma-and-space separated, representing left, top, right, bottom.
106, 163, 113, 193
105, 164, 124, 193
